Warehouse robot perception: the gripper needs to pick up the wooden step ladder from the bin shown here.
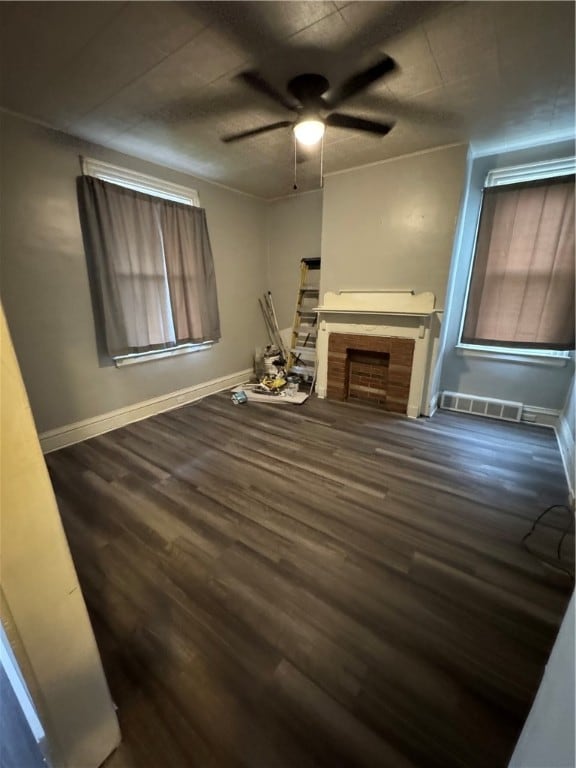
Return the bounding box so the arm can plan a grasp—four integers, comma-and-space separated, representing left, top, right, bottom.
288, 257, 321, 381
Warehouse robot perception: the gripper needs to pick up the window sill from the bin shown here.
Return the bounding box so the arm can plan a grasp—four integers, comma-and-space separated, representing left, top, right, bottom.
114, 342, 213, 367
455, 345, 571, 367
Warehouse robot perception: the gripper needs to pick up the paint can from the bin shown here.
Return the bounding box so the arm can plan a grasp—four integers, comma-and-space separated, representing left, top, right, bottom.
286, 376, 300, 396
263, 347, 281, 375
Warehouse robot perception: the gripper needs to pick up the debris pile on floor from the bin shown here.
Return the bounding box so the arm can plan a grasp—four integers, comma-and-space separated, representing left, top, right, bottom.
231, 288, 313, 406
231, 384, 309, 405
258, 346, 288, 393
233, 345, 309, 405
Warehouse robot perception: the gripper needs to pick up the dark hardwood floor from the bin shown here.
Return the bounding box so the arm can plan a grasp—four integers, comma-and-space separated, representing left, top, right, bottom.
45, 393, 574, 768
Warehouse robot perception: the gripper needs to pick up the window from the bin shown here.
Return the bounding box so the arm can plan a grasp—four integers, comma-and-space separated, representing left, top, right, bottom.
459, 158, 575, 357
78, 159, 220, 365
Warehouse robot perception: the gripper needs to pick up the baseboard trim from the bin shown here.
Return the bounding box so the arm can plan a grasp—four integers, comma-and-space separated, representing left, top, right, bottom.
39, 368, 253, 453
521, 405, 561, 428
555, 415, 575, 499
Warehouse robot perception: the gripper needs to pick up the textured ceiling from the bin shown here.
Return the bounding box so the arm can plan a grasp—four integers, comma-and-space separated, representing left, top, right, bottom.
1, 1, 574, 198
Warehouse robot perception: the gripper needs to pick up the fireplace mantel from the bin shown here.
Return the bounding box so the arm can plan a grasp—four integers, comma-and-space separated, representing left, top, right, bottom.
315, 290, 436, 316
315, 291, 441, 418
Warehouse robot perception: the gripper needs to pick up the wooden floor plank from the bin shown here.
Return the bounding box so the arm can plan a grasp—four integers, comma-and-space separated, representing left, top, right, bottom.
45, 393, 574, 768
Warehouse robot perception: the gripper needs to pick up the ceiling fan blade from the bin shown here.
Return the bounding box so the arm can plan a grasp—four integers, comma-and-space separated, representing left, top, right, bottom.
359, 92, 460, 127
237, 71, 298, 111
323, 57, 396, 108
222, 121, 294, 143
326, 113, 393, 136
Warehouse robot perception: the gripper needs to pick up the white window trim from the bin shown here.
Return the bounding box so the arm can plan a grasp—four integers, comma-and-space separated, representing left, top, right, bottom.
114, 342, 214, 367
485, 156, 575, 187
455, 344, 570, 367
457, 156, 576, 360
81, 157, 200, 207
81, 157, 210, 365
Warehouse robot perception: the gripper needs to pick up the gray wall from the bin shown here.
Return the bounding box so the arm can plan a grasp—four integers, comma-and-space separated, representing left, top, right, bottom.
561, 375, 575, 453
2, 111, 572, 431
0, 112, 268, 433
439, 140, 575, 409
320, 144, 468, 307
508, 594, 575, 768
265, 190, 323, 331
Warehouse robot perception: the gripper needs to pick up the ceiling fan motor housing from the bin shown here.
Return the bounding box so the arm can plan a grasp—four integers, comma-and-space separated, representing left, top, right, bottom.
287, 74, 330, 108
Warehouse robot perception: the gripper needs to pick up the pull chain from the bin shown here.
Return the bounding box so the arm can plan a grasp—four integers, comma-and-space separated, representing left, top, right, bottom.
320, 132, 324, 188
293, 134, 298, 191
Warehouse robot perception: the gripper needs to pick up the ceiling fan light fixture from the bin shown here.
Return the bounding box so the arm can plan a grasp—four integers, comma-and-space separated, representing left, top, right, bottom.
293, 118, 325, 146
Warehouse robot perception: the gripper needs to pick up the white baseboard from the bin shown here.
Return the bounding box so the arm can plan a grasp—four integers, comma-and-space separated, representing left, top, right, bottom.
555, 414, 575, 499
40, 368, 253, 454
520, 405, 561, 428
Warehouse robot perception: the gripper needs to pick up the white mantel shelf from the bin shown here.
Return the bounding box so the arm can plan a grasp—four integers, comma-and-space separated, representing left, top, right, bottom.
315, 290, 436, 315
314, 308, 440, 316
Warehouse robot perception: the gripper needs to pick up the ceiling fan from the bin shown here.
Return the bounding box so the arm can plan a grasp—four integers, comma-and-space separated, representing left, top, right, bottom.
221, 56, 397, 147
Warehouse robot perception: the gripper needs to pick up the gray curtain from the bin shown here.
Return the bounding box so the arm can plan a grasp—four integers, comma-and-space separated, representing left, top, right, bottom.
160, 202, 220, 345
462, 176, 575, 349
78, 176, 220, 357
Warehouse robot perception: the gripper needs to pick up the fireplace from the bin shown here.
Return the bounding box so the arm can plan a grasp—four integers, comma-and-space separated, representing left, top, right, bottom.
314, 291, 440, 418
327, 333, 415, 413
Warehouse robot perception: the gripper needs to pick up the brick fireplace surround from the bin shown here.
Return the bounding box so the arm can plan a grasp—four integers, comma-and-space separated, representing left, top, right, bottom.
327, 333, 415, 414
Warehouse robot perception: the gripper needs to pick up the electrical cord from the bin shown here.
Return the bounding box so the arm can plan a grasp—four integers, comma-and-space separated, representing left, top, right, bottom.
521, 504, 575, 580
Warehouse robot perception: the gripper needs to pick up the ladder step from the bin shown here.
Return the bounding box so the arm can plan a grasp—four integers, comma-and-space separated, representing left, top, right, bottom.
290, 258, 321, 375
291, 347, 316, 356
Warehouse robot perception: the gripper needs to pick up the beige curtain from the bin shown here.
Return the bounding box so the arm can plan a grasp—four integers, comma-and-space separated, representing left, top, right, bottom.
462, 176, 575, 349
78, 176, 220, 357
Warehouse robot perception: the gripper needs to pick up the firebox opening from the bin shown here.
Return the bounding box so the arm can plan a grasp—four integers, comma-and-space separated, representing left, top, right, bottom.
326, 333, 415, 414
347, 349, 391, 405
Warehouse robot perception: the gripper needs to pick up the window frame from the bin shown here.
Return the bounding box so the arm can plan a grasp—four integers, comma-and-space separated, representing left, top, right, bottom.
456, 156, 575, 363
81, 157, 200, 206
81, 157, 214, 366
